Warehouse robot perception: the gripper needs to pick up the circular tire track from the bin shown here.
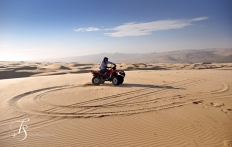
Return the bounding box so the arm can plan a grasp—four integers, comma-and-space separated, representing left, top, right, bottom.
8, 75, 230, 118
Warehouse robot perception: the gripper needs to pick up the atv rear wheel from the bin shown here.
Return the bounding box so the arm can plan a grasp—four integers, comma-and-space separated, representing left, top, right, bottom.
100, 78, 105, 84
112, 76, 120, 85
92, 77, 101, 85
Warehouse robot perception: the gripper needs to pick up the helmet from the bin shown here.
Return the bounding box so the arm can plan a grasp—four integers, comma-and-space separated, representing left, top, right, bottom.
103, 57, 108, 61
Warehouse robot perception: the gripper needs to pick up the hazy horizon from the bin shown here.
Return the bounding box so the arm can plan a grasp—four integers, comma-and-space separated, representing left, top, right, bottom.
0, 0, 232, 61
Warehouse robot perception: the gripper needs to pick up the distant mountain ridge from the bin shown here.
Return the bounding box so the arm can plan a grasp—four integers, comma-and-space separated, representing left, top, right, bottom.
127, 48, 232, 63
40, 48, 232, 63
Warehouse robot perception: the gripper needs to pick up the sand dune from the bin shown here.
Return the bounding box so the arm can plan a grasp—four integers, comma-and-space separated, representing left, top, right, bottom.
1, 61, 232, 79
0, 64, 232, 146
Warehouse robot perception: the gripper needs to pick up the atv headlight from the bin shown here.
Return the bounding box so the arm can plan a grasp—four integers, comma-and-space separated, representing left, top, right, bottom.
119, 71, 125, 76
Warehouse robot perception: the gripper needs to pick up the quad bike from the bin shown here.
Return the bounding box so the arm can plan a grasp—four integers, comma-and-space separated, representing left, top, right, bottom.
91, 64, 125, 85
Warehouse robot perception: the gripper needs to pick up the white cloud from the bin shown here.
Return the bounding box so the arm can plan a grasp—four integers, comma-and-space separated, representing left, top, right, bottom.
74, 27, 100, 32
104, 17, 208, 37
192, 17, 208, 21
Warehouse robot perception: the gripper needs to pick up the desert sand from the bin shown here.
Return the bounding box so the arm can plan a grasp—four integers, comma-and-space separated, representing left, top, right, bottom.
1, 61, 232, 79
0, 62, 232, 147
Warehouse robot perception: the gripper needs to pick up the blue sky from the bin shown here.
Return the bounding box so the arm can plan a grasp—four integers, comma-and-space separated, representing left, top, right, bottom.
0, 0, 232, 60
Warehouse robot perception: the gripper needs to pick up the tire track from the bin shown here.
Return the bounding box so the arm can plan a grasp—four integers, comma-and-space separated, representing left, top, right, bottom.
7, 72, 230, 118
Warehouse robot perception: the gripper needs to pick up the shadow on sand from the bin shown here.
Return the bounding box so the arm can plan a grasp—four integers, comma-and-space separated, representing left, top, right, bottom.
96, 83, 184, 90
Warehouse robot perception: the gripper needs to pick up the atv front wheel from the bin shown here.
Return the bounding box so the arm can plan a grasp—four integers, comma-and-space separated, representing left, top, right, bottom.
112, 76, 120, 85
92, 77, 101, 85
118, 75, 124, 84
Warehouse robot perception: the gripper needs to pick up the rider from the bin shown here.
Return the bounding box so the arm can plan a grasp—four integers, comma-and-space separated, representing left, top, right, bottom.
99, 57, 115, 80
